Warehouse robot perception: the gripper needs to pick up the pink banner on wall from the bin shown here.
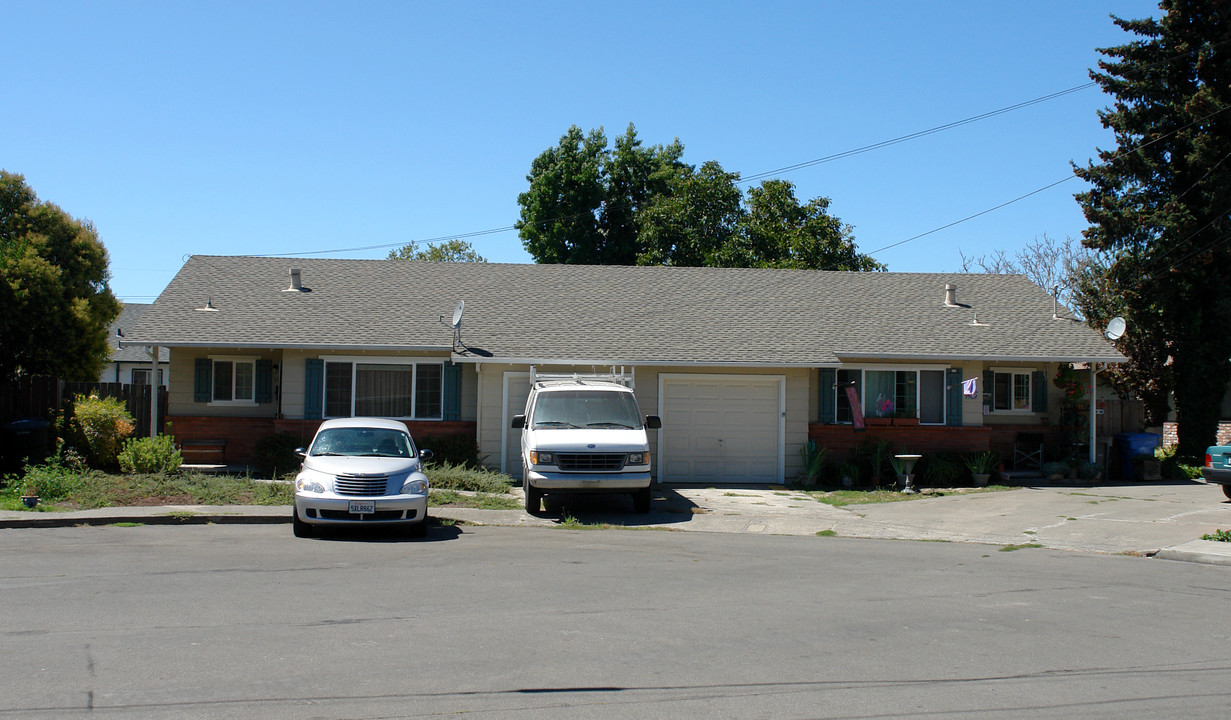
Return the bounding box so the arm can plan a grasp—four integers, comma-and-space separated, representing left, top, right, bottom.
845, 386, 865, 429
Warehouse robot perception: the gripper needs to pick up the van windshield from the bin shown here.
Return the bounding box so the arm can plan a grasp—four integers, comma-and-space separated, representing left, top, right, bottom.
531, 391, 642, 429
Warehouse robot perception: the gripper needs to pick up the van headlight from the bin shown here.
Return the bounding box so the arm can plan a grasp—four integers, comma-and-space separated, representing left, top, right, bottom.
627, 452, 648, 465
401, 478, 428, 495
530, 451, 554, 465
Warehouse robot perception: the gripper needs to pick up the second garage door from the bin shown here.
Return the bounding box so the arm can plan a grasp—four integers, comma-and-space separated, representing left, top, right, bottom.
658, 374, 783, 484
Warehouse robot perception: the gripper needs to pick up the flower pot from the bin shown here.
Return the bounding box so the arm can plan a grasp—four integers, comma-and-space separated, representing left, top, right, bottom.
971, 474, 990, 487
20, 495, 39, 509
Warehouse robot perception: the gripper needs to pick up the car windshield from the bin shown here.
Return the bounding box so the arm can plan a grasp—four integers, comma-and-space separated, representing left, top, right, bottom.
531, 390, 642, 429
310, 427, 416, 458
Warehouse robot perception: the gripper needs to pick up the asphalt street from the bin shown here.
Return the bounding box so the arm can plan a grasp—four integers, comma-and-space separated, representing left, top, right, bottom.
2, 523, 1228, 719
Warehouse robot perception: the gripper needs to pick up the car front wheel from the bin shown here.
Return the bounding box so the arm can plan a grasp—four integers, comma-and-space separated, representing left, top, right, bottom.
292, 505, 313, 538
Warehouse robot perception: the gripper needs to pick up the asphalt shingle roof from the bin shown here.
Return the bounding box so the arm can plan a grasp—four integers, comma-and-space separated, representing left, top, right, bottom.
108, 303, 169, 363
126, 256, 1125, 366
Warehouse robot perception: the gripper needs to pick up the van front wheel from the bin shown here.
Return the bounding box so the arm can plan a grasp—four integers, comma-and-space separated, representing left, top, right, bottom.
633, 487, 652, 513
524, 479, 543, 515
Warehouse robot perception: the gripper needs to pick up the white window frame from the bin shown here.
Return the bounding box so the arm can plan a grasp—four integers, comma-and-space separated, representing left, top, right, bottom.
207, 355, 258, 407
320, 355, 445, 420
833, 364, 950, 425
988, 367, 1034, 414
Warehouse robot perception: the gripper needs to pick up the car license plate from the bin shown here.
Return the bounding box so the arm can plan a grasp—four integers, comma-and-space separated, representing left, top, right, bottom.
349, 500, 375, 515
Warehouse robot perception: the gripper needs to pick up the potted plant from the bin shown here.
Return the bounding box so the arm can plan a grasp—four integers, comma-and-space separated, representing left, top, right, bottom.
1041, 461, 1069, 482
839, 462, 860, 489
798, 440, 827, 489
963, 451, 997, 487
20, 485, 39, 509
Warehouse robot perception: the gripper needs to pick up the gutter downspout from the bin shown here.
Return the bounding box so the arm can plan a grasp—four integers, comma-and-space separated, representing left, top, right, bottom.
1089, 363, 1098, 465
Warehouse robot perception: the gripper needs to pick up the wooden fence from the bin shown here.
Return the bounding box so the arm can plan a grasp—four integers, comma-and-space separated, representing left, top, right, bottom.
0, 377, 168, 437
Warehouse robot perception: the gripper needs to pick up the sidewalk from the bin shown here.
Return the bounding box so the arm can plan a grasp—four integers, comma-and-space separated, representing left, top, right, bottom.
3, 480, 1229, 565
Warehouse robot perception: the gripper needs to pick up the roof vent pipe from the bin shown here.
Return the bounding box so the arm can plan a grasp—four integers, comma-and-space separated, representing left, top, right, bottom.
286, 268, 302, 292
944, 283, 958, 307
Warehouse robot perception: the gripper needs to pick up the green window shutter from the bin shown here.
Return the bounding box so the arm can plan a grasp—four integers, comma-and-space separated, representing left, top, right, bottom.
255, 359, 273, 404
194, 359, 211, 402
818, 368, 836, 423
1032, 370, 1048, 413
442, 363, 462, 421
983, 370, 995, 412
946, 368, 963, 426
304, 358, 324, 420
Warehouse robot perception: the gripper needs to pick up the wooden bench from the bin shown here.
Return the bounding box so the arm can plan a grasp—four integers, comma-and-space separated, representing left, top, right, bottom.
178, 438, 227, 464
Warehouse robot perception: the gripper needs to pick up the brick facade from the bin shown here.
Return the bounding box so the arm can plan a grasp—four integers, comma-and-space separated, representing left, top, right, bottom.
809, 422, 1061, 467
169, 415, 476, 466
1162, 421, 1231, 448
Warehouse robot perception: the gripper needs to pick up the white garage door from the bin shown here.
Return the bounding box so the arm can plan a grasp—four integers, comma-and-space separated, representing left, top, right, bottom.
658, 375, 783, 484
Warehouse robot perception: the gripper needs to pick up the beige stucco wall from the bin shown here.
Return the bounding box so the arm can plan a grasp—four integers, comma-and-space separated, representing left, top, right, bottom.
166, 347, 279, 418
171, 348, 476, 423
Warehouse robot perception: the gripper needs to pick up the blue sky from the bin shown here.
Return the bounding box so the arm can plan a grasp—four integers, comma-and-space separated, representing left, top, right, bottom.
3, 0, 1161, 301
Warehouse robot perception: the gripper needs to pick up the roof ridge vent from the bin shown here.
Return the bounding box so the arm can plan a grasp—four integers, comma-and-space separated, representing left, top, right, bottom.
943, 283, 959, 308
284, 268, 311, 293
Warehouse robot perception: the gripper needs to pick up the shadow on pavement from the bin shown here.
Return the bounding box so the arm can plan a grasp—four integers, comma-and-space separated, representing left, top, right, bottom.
538, 487, 702, 528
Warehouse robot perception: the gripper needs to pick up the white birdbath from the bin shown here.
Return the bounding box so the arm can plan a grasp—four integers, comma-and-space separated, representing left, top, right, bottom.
895, 454, 922, 494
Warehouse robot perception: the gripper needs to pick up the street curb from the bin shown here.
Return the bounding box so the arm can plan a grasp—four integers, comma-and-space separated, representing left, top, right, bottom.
1154, 539, 1231, 567
0, 513, 290, 529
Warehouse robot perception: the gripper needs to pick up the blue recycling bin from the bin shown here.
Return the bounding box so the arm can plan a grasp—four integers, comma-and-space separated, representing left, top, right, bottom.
1117, 432, 1161, 481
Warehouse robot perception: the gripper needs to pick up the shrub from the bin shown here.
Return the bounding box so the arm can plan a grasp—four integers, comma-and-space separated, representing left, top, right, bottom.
426, 462, 514, 493
118, 435, 183, 474
920, 452, 964, 488
11, 455, 88, 501
70, 394, 135, 470
254, 434, 304, 479
416, 433, 481, 468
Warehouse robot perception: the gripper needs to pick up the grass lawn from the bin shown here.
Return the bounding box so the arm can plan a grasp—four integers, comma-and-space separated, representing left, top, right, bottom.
2, 460, 519, 512
802, 485, 1014, 508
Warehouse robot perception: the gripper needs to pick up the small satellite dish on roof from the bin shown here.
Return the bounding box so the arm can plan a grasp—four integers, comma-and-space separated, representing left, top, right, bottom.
1105, 316, 1126, 340
452, 300, 465, 329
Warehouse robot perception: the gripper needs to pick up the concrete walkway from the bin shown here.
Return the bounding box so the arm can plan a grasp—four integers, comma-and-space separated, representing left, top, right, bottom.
3, 479, 1230, 565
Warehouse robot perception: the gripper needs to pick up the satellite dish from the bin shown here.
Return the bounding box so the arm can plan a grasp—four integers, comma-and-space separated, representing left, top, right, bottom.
451, 300, 465, 329
1105, 316, 1126, 340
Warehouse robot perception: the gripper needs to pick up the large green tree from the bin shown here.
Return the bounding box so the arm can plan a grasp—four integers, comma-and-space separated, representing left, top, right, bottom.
1074, 1, 1231, 458
519, 125, 882, 271
387, 239, 487, 262
516, 124, 685, 265
0, 171, 121, 381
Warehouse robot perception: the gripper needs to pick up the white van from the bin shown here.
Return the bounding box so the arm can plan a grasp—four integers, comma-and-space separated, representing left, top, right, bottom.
511, 371, 661, 514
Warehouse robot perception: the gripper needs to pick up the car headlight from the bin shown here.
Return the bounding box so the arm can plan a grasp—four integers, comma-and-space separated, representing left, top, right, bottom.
627, 452, 649, 465
529, 451, 554, 465
401, 478, 428, 495
296, 476, 326, 494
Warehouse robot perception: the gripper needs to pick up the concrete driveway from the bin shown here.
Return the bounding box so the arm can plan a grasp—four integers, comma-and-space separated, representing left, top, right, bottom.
438, 478, 1231, 559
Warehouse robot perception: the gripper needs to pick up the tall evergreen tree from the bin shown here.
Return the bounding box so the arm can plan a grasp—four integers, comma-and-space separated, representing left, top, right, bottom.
1074, 0, 1231, 458
0, 171, 121, 381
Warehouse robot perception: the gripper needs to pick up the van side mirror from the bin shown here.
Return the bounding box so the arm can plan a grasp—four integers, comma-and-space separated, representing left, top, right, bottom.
645, 415, 662, 429
294, 447, 306, 459
511, 414, 526, 429
419, 449, 434, 462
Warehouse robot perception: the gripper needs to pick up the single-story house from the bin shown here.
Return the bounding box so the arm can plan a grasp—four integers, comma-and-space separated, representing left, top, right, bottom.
123, 256, 1125, 483
101, 303, 169, 387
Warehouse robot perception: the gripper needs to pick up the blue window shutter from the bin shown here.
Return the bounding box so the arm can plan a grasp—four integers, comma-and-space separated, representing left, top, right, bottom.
194, 359, 211, 402
983, 370, 995, 411
818, 368, 836, 423
442, 363, 462, 421
304, 358, 324, 420
1032, 370, 1048, 413
255, 360, 273, 404
946, 368, 963, 426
